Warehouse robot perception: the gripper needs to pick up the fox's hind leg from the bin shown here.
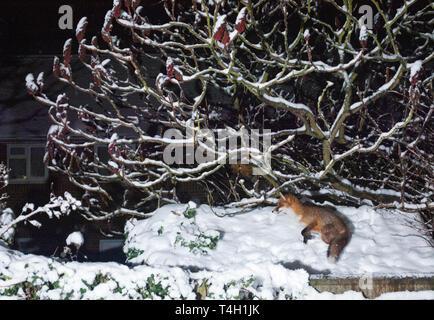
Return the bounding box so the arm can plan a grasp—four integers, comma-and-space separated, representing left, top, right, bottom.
301, 222, 317, 244
327, 233, 349, 263
321, 224, 336, 244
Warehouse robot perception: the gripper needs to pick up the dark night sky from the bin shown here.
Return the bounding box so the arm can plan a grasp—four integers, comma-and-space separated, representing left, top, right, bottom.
0, 0, 164, 55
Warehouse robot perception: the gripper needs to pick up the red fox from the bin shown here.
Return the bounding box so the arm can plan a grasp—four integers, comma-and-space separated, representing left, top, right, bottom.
273, 194, 350, 263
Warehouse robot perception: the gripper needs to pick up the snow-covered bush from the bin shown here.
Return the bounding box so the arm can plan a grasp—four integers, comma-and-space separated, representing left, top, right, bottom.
0, 241, 326, 300
0, 163, 15, 245
0, 239, 346, 300
124, 202, 221, 264
0, 162, 82, 246
25, 0, 432, 230
0, 208, 15, 245
1, 202, 434, 300
0, 192, 81, 242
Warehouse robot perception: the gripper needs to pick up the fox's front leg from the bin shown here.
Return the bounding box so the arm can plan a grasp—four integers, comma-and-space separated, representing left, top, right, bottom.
301, 222, 317, 244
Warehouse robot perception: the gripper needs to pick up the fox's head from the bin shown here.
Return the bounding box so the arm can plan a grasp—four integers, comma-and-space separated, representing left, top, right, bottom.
273, 194, 299, 212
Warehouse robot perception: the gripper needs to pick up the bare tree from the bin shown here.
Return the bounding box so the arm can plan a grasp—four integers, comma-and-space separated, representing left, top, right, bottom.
25, 0, 432, 224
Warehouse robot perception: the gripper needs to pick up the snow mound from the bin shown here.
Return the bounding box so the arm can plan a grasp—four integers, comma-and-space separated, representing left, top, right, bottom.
0, 208, 15, 243
1, 201, 433, 300
66, 231, 84, 248
124, 203, 434, 277
0, 243, 367, 300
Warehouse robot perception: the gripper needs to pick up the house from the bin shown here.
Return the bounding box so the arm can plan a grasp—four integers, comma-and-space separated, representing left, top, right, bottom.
0, 0, 235, 261
0, 55, 120, 259
1, 56, 54, 209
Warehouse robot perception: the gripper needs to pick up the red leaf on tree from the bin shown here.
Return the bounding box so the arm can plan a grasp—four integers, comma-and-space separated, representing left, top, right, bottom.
76, 17, 88, 42
166, 57, 174, 78
60, 66, 71, 81
108, 136, 119, 156
221, 30, 230, 46
78, 42, 86, 60
102, 11, 113, 43
304, 29, 310, 42
235, 7, 247, 33
53, 57, 60, 78
93, 71, 101, 87
102, 32, 111, 43
36, 72, 44, 92
91, 36, 99, 56
174, 69, 183, 81
411, 71, 420, 85
91, 36, 99, 48
25, 74, 38, 95
63, 38, 72, 67
132, 0, 141, 10
113, 0, 122, 19
213, 15, 227, 41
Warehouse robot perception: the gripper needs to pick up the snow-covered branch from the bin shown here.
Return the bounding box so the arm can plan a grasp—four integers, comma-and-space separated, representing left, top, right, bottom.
24, 0, 433, 222
0, 192, 81, 239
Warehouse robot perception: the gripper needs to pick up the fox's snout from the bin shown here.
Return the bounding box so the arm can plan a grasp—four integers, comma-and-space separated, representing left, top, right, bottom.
273, 195, 291, 213
273, 200, 284, 213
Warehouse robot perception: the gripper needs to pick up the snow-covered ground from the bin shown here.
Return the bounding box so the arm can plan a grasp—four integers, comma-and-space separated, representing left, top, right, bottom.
124, 202, 434, 277
0, 202, 433, 300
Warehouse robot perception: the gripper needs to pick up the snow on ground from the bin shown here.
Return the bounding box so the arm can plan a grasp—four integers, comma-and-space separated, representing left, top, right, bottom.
66, 231, 84, 248
0, 202, 433, 300
124, 203, 434, 277
0, 247, 195, 300
0, 208, 15, 243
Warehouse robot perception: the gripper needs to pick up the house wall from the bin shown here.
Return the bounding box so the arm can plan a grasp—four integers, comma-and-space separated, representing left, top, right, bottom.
0, 144, 6, 165
6, 183, 50, 212
0, 142, 82, 212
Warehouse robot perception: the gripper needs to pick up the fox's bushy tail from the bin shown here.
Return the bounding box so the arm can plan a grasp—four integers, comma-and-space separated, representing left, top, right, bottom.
327, 232, 349, 263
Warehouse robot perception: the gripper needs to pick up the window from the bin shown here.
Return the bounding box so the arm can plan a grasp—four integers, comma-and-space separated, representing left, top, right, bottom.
7, 144, 48, 183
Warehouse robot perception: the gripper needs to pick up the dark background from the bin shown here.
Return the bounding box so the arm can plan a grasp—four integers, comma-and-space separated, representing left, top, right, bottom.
0, 0, 165, 55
